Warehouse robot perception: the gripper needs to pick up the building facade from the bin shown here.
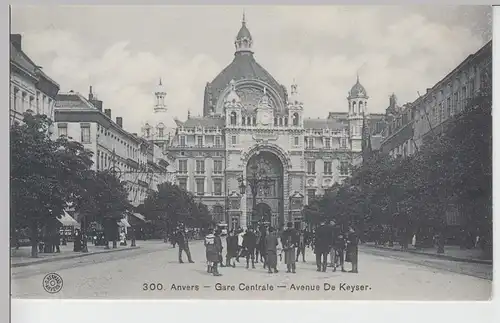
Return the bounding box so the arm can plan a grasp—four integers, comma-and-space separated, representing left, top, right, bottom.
147, 16, 383, 230
10, 34, 60, 125
54, 89, 174, 211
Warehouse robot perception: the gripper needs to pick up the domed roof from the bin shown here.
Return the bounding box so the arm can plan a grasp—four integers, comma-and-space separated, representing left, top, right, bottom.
237, 12, 252, 40
349, 75, 368, 98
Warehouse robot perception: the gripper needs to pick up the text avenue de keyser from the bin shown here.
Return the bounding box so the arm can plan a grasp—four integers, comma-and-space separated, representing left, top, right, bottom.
143, 282, 372, 293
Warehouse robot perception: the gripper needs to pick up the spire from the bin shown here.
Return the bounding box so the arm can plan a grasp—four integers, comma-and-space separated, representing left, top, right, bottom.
242, 10, 246, 25
89, 85, 93, 101
187, 110, 191, 119
159, 78, 162, 86
235, 12, 253, 54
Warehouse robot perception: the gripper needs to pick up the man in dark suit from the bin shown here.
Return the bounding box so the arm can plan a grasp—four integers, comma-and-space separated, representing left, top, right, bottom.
314, 220, 331, 272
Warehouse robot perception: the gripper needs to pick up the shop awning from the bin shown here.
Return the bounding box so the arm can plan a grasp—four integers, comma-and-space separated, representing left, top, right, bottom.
118, 218, 131, 228
57, 210, 80, 228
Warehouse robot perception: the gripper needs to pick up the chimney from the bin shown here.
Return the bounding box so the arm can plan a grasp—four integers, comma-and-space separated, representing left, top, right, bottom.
116, 117, 123, 128
426, 88, 432, 94
104, 109, 111, 118
10, 34, 22, 51
89, 86, 94, 101
92, 100, 103, 112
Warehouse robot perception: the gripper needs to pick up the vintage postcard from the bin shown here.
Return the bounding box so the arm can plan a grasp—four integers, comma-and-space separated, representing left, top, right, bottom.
10, 5, 492, 301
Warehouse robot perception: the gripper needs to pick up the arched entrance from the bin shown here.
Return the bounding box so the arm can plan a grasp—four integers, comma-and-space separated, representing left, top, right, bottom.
254, 202, 272, 223
246, 151, 284, 228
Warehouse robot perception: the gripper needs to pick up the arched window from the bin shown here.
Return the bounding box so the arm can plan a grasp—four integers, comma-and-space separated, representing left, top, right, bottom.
352, 101, 357, 114
292, 112, 299, 126
252, 117, 256, 125
230, 112, 237, 125
274, 117, 278, 126
242, 117, 246, 125
284, 117, 288, 126
279, 118, 283, 126
359, 101, 363, 114
247, 116, 251, 125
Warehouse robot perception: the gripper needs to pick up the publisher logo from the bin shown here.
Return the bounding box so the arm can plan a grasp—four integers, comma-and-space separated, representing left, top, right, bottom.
42, 273, 63, 294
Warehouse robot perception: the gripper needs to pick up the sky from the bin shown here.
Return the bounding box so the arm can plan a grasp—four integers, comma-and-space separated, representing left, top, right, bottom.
11, 5, 492, 134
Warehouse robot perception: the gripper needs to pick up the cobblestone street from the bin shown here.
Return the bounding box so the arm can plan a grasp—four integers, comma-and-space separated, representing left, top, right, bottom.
11, 240, 492, 300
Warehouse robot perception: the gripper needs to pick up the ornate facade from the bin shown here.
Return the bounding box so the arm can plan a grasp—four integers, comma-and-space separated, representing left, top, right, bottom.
147, 16, 376, 230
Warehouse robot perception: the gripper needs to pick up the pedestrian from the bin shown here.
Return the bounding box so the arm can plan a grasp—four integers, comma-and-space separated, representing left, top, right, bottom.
345, 226, 359, 273
258, 225, 267, 266
242, 228, 257, 269
236, 228, 244, 262
255, 228, 262, 263
296, 229, 307, 262
282, 222, 298, 273
217, 229, 225, 268
314, 220, 331, 272
328, 220, 336, 267
333, 224, 346, 272
204, 228, 222, 276
73, 228, 82, 252
53, 228, 61, 253
265, 227, 279, 274
175, 225, 194, 264
225, 230, 238, 268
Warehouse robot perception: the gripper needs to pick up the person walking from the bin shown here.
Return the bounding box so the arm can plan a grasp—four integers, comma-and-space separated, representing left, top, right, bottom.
345, 226, 359, 273
53, 229, 61, 253
265, 227, 279, 274
176, 226, 194, 264
236, 228, 245, 262
282, 222, 298, 273
204, 228, 222, 276
328, 221, 336, 267
73, 228, 82, 252
255, 229, 262, 263
333, 223, 346, 272
296, 229, 307, 262
242, 228, 257, 269
314, 220, 331, 272
225, 230, 238, 268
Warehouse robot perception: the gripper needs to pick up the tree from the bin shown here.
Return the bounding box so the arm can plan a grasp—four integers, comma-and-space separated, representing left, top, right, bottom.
10, 113, 93, 257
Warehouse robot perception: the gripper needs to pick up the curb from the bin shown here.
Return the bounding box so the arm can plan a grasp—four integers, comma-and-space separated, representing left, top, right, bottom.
361, 244, 492, 265
11, 246, 141, 268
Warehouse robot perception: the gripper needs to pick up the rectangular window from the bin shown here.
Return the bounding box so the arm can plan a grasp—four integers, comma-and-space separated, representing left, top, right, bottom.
341, 138, 347, 148
213, 160, 223, 174
446, 97, 451, 118
178, 160, 188, 173
213, 179, 222, 196
461, 86, 467, 110
81, 125, 91, 143
340, 161, 349, 176
307, 137, 314, 149
180, 136, 186, 147
58, 124, 68, 137
196, 160, 205, 174
307, 189, 316, 201
215, 136, 221, 147
196, 179, 204, 196
294, 136, 299, 146
197, 136, 203, 147
231, 135, 237, 145
453, 92, 458, 115
307, 161, 315, 174
324, 138, 331, 149
324, 161, 332, 175
158, 128, 164, 138
178, 178, 187, 191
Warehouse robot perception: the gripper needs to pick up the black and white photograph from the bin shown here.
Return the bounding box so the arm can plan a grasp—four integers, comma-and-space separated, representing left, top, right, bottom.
9, 5, 492, 301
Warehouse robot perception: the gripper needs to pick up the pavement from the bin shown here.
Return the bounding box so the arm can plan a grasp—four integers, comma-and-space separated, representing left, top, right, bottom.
362, 242, 492, 264
10, 241, 143, 267
11, 239, 492, 300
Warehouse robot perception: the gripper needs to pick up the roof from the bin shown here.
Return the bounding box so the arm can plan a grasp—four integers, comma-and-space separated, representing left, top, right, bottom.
204, 52, 286, 114
303, 118, 346, 130
349, 76, 368, 98
55, 92, 96, 109
178, 116, 225, 128
237, 21, 252, 40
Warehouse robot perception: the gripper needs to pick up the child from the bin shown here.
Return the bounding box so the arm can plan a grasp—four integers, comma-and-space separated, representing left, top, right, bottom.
204, 228, 222, 276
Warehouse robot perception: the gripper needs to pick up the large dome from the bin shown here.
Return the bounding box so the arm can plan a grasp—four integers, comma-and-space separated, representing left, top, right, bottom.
203, 15, 287, 115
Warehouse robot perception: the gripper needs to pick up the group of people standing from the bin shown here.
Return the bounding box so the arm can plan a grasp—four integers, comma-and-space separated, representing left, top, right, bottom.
203, 220, 359, 276
313, 220, 358, 273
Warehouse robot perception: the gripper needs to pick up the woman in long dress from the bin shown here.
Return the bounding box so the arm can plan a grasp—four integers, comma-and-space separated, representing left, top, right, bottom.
265, 227, 279, 274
